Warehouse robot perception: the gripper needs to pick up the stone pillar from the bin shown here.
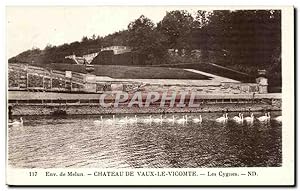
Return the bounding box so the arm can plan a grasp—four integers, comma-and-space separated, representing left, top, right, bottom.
65, 71, 72, 91
84, 73, 96, 92
256, 70, 268, 94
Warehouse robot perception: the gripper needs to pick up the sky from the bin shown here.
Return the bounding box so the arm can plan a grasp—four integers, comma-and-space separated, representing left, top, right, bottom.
7, 6, 199, 58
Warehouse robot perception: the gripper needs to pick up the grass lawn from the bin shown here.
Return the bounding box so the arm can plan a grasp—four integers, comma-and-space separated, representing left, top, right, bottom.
47, 63, 211, 80
160, 63, 254, 83
93, 65, 211, 79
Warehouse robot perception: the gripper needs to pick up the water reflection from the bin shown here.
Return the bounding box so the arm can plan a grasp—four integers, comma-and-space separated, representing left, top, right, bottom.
8, 112, 282, 168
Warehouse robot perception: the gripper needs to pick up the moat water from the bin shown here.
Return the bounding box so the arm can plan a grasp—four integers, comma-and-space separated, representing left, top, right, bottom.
8, 111, 282, 168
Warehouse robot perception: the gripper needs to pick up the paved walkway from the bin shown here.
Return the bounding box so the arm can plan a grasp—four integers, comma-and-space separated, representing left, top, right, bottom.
152, 62, 250, 77
8, 91, 281, 100
184, 69, 240, 83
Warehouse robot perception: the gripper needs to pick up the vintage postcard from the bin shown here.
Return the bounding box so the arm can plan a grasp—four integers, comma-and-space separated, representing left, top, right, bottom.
6, 6, 294, 186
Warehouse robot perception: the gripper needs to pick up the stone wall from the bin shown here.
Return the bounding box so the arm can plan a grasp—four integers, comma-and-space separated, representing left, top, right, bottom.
10, 101, 281, 116
141, 82, 260, 95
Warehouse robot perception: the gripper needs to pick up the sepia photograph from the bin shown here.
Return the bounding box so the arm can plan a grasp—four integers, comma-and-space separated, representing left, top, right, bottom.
5, 6, 294, 186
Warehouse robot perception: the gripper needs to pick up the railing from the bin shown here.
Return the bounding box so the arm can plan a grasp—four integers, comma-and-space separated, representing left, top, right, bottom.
8, 64, 87, 92
8, 64, 143, 93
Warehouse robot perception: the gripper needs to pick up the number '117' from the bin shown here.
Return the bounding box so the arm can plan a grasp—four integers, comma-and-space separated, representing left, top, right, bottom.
29, 172, 37, 176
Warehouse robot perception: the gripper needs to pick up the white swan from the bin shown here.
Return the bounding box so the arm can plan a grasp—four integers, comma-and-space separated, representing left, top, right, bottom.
167, 115, 175, 123
128, 115, 138, 123
233, 113, 243, 123
274, 115, 282, 122
244, 113, 254, 123
118, 116, 128, 124
216, 113, 228, 123
193, 115, 202, 123
143, 115, 152, 123
177, 116, 186, 124
232, 113, 241, 121
153, 115, 163, 123
93, 116, 103, 125
105, 115, 115, 124
8, 117, 23, 126
257, 112, 270, 122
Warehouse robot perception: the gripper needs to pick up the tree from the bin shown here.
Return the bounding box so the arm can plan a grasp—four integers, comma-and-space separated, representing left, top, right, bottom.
81, 36, 89, 42
195, 10, 212, 28
157, 10, 195, 51
128, 15, 167, 64
128, 15, 155, 51
195, 10, 281, 86
44, 43, 53, 50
